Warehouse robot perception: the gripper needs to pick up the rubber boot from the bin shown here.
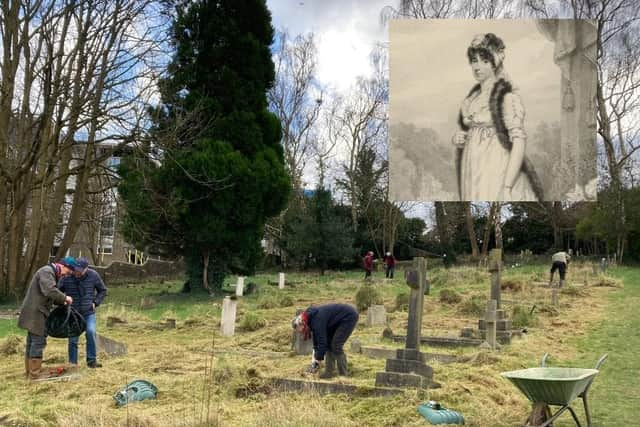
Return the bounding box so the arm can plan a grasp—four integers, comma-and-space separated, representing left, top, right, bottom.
319, 352, 336, 379
559, 279, 565, 289
336, 353, 349, 376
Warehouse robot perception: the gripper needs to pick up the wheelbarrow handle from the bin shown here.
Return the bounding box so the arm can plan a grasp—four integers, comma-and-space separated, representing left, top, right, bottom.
594, 353, 608, 370
540, 353, 549, 367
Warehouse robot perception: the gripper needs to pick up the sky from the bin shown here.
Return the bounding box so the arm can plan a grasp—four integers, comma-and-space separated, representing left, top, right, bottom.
266, 0, 391, 91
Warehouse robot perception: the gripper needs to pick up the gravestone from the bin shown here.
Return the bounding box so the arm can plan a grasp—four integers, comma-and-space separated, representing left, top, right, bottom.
220, 296, 237, 337
291, 309, 313, 355
140, 297, 156, 309
279, 272, 285, 289
477, 249, 512, 345
484, 300, 497, 350
600, 258, 608, 273
236, 276, 245, 297
366, 305, 387, 326
376, 257, 437, 389
96, 334, 128, 357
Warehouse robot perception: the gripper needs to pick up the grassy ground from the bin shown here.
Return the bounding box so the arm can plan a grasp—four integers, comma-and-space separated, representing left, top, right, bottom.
0, 263, 634, 426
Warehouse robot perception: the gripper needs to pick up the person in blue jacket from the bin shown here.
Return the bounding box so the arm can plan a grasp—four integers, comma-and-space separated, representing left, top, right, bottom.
292, 303, 359, 378
58, 257, 108, 368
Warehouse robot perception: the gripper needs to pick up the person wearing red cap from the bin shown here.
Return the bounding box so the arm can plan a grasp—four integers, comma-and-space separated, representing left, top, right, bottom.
363, 251, 374, 280
18, 256, 75, 379
292, 303, 359, 378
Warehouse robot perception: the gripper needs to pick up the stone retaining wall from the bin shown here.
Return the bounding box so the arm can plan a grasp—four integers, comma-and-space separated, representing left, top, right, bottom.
92, 259, 185, 285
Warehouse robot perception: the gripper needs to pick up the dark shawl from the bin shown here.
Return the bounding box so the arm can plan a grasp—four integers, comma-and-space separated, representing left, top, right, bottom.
456, 78, 544, 201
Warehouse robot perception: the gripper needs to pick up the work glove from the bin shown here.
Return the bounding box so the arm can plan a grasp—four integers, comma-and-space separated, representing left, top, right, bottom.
306, 360, 320, 374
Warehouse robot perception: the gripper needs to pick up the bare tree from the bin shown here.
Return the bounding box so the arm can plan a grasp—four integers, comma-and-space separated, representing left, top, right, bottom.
0, 0, 164, 298
330, 46, 388, 231
268, 31, 322, 191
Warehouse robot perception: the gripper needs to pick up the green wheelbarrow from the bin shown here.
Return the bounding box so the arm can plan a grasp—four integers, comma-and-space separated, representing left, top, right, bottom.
501, 353, 607, 427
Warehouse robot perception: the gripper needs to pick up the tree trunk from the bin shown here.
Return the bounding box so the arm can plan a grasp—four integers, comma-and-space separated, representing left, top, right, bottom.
464, 202, 479, 257
493, 203, 503, 250
202, 251, 210, 292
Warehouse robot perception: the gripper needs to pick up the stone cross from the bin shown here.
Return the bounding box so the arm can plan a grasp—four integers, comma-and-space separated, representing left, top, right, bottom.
375, 256, 435, 389
235, 276, 245, 297
278, 272, 285, 289
488, 249, 502, 309
220, 296, 237, 337
406, 257, 428, 350
484, 300, 497, 350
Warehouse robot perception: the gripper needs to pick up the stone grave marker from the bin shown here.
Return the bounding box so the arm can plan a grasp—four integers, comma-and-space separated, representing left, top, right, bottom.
376, 257, 437, 389
291, 309, 313, 355
96, 334, 128, 357
476, 249, 512, 345
484, 300, 497, 350
366, 305, 387, 326
220, 296, 237, 337
236, 276, 245, 297
278, 272, 285, 289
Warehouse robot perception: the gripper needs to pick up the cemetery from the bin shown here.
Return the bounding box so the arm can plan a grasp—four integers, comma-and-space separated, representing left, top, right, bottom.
1, 1, 640, 426
0, 257, 636, 426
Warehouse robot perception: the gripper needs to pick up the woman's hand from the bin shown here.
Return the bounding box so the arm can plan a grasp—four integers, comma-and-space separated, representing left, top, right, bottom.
451, 130, 468, 148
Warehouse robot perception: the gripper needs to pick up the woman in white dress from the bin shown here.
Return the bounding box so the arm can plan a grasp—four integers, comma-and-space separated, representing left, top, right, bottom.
452, 33, 543, 201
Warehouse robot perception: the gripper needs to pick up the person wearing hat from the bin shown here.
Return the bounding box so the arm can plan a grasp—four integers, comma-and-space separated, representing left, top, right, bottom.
58, 257, 108, 368
362, 251, 374, 280
383, 252, 396, 279
18, 256, 76, 379
292, 303, 359, 378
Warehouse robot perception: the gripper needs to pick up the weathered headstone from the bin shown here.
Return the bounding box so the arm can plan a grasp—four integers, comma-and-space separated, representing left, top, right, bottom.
236, 276, 245, 297
291, 309, 313, 355
96, 334, 128, 357
220, 296, 237, 337
366, 305, 387, 326
140, 297, 156, 309
376, 257, 436, 389
278, 272, 285, 289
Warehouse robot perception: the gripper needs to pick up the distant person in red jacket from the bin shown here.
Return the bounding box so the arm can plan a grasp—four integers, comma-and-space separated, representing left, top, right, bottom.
363, 251, 374, 280
383, 252, 396, 279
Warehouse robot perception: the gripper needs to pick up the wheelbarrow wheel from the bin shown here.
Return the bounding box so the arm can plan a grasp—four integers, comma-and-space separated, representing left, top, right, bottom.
525, 403, 552, 426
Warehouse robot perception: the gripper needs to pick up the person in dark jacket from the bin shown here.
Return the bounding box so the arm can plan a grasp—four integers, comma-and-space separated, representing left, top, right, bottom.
363, 251, 374, 280
18, 256, 75, 379
292, 303, 359, 378
58, 257, 107, 368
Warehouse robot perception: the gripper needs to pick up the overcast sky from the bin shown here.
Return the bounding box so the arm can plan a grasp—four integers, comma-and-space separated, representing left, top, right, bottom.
266, 0, 391, 91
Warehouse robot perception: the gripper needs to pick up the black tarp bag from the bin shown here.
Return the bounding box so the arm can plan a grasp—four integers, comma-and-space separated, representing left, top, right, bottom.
45, 305, 86, 338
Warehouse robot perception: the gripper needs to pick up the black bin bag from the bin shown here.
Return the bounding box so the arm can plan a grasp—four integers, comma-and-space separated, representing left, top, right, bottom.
45, 305, 86, 338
